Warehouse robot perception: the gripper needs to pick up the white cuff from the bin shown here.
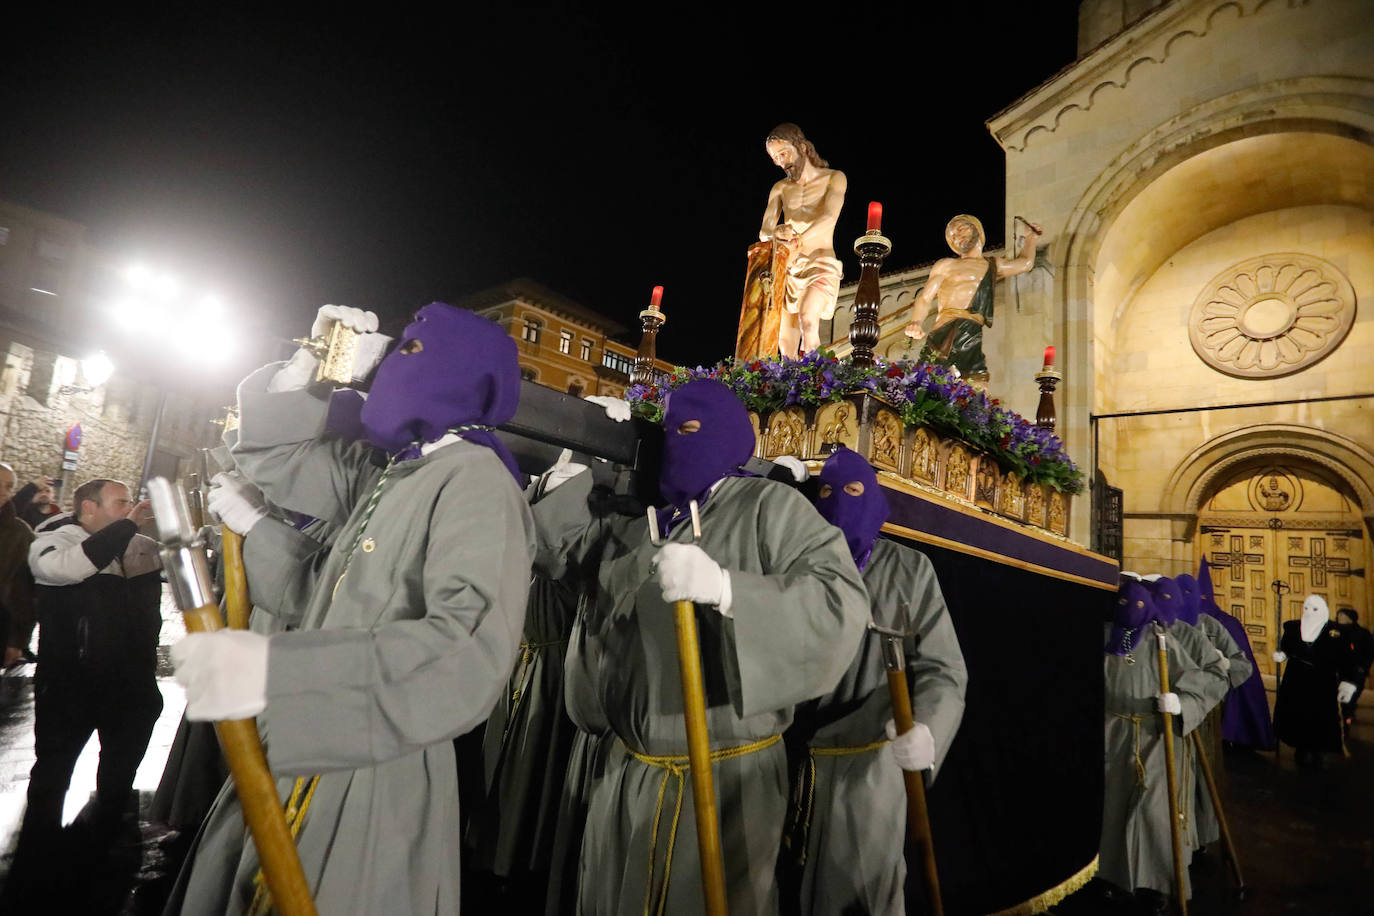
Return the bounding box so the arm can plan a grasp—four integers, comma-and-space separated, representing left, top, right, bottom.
717, 570, 733, 617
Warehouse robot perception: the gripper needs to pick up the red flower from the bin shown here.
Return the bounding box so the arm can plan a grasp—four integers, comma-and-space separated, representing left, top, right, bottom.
886, 366, 904, 378
749, 361, 762, 371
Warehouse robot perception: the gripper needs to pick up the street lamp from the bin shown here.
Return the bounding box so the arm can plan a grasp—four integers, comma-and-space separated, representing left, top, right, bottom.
112, 263, 239, 494
56, 351, 116, 396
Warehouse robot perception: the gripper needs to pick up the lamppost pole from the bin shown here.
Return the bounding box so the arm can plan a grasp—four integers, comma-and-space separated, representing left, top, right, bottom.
138, 390, 170, 499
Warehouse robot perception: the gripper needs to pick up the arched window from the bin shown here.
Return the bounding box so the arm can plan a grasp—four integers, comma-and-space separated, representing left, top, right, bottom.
520, 367, 537, 382
521, 317, 542, 344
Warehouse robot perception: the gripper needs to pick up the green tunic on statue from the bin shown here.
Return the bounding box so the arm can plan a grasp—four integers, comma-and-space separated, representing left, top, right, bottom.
533, 471, 869, 916
788, 538, 967, 916
920, 257, 996, 379
165, 364, 535, 916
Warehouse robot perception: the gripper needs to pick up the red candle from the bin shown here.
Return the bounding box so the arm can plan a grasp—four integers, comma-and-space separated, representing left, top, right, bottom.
1044, 345, 1056, 367
867, 201, 883, 233
650, 286, 663, 308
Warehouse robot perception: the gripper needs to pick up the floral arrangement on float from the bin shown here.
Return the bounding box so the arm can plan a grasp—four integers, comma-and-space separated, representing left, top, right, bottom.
626, 351, 1083, 536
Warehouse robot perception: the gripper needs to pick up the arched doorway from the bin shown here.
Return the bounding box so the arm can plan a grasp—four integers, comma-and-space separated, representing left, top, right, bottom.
1194, 458, 1368, 677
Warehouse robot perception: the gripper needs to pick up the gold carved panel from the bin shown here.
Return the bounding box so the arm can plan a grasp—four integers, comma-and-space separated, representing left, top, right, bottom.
1024, 482, 1046, 528
973, 457, 998, 509
762, 406, 807, 459
815, 401, 858, 457
1188, 253, 1356, 379
910, 427, 941, 485
748, 412, 762, 458
998, 471, 1025, 520
868, 408, 904, 472
944, 444, 972, 501
1048, 491, 1068, 536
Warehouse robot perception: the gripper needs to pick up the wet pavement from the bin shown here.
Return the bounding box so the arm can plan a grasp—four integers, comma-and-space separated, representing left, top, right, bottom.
0, 591, 1369, 914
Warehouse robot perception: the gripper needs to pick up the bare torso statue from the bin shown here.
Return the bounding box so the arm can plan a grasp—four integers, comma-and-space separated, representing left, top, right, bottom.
760, 124, 847, 357
902, 214, 1042, 384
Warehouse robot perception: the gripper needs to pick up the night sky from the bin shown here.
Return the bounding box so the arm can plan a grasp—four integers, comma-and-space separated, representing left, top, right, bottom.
0, 6, 1080, 369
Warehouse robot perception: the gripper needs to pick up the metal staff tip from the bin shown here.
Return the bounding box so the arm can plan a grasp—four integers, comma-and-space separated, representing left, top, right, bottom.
148, 477, 215, 612
688, 500, 701, 542
646, 506, 661, 546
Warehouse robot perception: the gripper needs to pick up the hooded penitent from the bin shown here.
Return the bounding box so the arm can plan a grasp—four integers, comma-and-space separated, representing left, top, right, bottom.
1108, 578, 1157, 655
359, 302, 522, 479
1300, 594, 1329, 643
813, 446, 889, 569
1147, 576, 1185, 627
1173, 573, 1202, 626
658, 379, 756, 510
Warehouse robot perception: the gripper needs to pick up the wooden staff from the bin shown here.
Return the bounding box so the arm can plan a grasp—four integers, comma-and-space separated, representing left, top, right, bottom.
649, 502, 728, 915
1190, 729, 1246, 895
1153, 622, 1188, 916
149, 478, 317, 916
221, 528, 252, 630
872, 623, 943, 916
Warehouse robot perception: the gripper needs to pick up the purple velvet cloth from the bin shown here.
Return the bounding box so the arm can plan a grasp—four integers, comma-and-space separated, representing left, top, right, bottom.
1198, 559, 1275, 749
813, 446, 888, 570
658, 380, 756, 511
1108, 579, 1156, 655
359, 302, 521, 479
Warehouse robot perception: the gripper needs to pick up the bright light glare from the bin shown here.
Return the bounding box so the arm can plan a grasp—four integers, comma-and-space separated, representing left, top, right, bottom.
124, 264, 150, 286
155, 274, 181, 298
199, 293, 223, 314
81, 352, 115, 387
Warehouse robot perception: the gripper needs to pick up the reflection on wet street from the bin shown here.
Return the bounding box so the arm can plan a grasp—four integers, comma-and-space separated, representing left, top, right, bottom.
0, 587, 189, 913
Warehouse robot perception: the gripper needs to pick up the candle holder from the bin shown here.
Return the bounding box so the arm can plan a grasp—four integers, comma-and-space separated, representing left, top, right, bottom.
631, 304, 666, 387
1034, 365, 1062, 432
850, 229, 893, 368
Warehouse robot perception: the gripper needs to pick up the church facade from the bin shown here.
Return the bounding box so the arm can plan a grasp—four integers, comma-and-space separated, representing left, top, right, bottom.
991, 0, 1373, 673
827, 0, 1372, 675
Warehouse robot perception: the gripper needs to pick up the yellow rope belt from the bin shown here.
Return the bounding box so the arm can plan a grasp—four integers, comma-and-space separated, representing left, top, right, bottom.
1109, 713, 1148, 789
510, 636, 570, 706
625, 733, 782, 916
247, 775, 322, 916
785, 738, 890, 866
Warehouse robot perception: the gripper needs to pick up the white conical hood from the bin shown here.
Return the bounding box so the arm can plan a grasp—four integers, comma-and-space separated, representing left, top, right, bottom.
1300, 594, 1329, 643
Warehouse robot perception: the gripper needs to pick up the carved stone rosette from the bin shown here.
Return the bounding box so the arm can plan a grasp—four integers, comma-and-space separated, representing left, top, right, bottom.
1188, 253, 1356, 379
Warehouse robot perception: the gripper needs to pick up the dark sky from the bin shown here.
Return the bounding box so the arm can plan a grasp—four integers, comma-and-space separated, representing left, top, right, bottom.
0, 5, 1081, 367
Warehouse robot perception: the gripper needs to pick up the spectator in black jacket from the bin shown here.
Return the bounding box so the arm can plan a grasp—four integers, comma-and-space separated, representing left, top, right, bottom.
0, 462, 37, 668
1335, 608, 1372, 730
1, 478, 162, 905
13, 475, 62, 530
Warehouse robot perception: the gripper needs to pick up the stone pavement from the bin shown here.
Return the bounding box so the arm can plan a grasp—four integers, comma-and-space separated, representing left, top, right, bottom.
0, 591, 1370, 914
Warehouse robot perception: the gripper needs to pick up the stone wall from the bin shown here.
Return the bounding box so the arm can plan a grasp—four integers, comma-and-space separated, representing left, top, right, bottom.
0, 341, 223, 510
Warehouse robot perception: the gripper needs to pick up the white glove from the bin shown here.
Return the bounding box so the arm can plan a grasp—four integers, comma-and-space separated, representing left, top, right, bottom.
885, 719, 935, 772
267, 347, 321, 393
772, 455, 809, 483
207, 472, 269, 536
585, 395, 631, 423
311, 304, 379, 338
1214, 647, 1231, 673
1157, 692, 1182, 716
653, 543, 732, 615
1272, 651, 1288, 664
171, 630, 270, 721
1338, 681, 1357, 704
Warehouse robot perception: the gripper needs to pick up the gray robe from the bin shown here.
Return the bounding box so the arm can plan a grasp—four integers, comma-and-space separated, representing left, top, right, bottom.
167, 366, 535, 915
534, 471, 869, 915
1188, 614, 1252, 849
792, 538, 967, 916
1099, 623, 1227, 898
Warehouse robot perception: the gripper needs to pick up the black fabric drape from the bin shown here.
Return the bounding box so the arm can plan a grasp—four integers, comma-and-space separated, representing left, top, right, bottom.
889, 535, 1108, 916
